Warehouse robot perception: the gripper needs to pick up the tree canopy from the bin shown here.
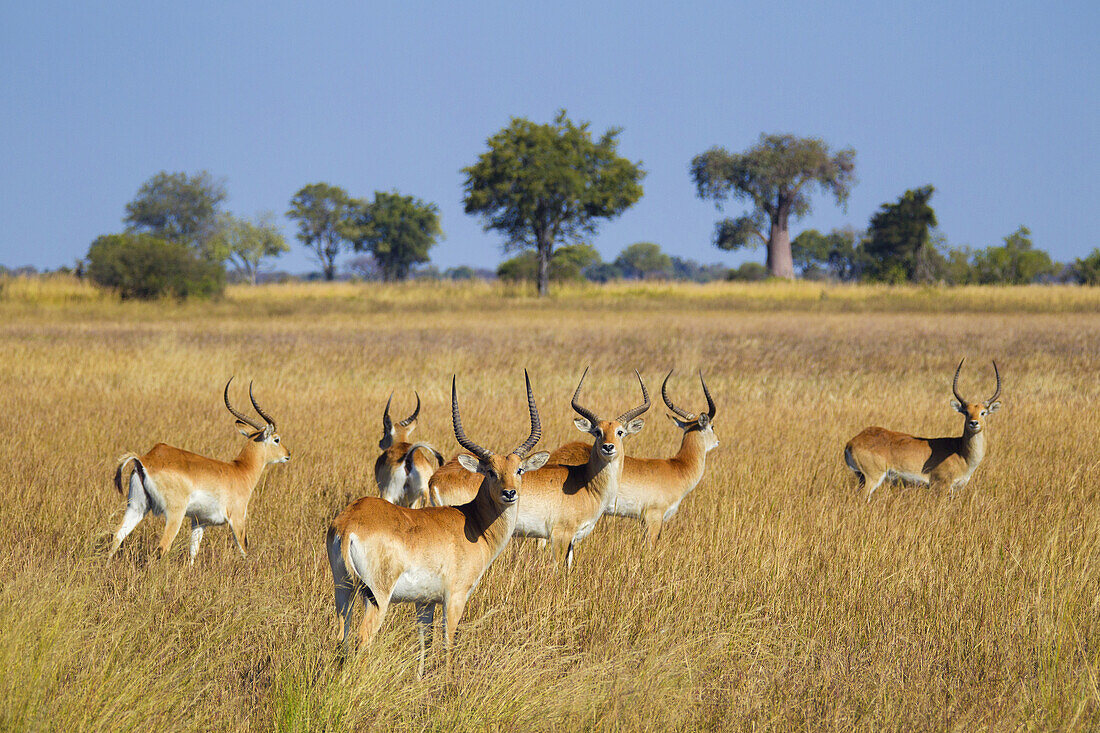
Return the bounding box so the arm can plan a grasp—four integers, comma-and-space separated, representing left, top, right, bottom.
615, 242, 672, 279
971, 226, 1054, 284
209, 212, 289, 285
791, 228, 863, 281
123, 171, 227, 253
691, 134, 855, 278
463, 110, 644, 296
287, 183, 352, 281
343, 191, 442, 281
861, 186, 939, 282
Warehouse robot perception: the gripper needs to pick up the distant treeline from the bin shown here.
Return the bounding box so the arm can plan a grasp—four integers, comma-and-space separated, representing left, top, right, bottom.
38, 111, 1100, 299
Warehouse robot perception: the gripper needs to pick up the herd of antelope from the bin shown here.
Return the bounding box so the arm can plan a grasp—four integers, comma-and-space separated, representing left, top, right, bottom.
106, 359, 1001, 675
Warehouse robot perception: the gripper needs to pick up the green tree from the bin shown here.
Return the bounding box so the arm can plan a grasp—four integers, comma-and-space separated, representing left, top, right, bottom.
343, 191, 443, 281
971, 226, 1054, 284
862, 186, 939, 282
287, 183, 352, 281
691, 134, 856, 279
209, 212, 289, 285
497, 243, 601, 283
124, 171, 227, 253
86, 233, 224, 299
1073, 248, 1100, 285
463, 110, 645, 296
792, 228, 864, 281
941, 245, 977, 285
614, 242, 672, 279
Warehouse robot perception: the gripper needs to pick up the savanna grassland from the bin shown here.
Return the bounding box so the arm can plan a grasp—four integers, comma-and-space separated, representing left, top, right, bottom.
1, 278, 1099, 731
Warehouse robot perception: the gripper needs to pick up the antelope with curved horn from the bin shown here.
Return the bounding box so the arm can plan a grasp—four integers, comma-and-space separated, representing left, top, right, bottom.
844, 359, 1002, 500
327, 371, 549, 677
581, 369, 720, 545
430, 368, 650, 569
374, 391, 443, 507
107, 379, 290, 562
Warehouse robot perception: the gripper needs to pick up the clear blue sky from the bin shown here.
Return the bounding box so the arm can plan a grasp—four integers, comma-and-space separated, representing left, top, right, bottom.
1, 1, 1097, 273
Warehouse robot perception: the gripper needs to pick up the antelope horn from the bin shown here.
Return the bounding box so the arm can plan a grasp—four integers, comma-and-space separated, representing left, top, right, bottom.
512, 369, 542, 457
382, 392, 394, 432
616, 370, 651, 424
700, 370, 716, 419
952, 358, 968, 405
249, 381, 276, 431
451, 375, 492, 462
661, 369, 695, 420
224, 378, 262, 431
986, 360, 1002, 405
398, 392, 421, 427
571, 366, 600, 426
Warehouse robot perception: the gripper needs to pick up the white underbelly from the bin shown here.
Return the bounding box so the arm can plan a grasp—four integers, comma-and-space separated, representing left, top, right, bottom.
887, 469, 929, 485
608, 492, 644, 518
185, 491, 228, 525
391, 567, 445, 603
513, 508, 550, 539
572, 516, 599, 543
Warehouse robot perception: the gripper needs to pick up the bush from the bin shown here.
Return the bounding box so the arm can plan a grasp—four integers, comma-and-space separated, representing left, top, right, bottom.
498, 244, 601, 282
1073, 249, 1100, 285
614, 242, 672, 279
726, 262, 770, 281
86, 233, 224, 299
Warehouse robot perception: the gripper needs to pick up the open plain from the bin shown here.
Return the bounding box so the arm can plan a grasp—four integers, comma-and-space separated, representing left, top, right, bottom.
1, 279, 1099, 731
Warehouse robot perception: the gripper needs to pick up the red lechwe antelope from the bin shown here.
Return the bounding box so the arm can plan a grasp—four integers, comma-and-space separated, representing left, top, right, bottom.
107, 379, 290, 562
844, 359, 1002, 501
374, 392, 444, 508
430, 368, 650, 569
327, 372, 549, 676
578, 369, 719, 546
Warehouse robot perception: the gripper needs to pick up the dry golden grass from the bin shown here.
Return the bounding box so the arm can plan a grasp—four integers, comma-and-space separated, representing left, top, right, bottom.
1, 280, 1098, 731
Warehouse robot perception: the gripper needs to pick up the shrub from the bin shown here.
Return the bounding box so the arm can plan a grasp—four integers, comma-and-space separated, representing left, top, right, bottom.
1073, 249, 1100, 285
726, 262, 770, 281
86, 233, 224, 300
497, 244, 601, 282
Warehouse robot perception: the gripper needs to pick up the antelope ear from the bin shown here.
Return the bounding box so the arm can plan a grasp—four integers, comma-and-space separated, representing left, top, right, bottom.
521, 451, 550, 472
950, 399, 965, 413
236, 420, 255, 437
404, 423, 416, 436
666, 412, 691, 429
624, 417, 646, 435
986, 401, 1002, 413
457, 454, 481, 474
574, 417, 593, 434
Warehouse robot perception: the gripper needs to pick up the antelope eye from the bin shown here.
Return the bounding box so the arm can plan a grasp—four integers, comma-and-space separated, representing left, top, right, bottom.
616, 429, 624, 437
517, 467, 525, 475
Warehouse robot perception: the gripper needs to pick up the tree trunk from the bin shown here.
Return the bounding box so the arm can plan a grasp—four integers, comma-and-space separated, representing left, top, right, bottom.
536, 234, 552, 297
324, 260, 336, 281
766, 213, 795, 279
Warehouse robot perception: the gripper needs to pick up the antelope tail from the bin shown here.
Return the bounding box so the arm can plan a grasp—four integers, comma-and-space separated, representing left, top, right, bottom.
843, 444, 859, 474
113, 453, 146, 495
404, 443, 445, 473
